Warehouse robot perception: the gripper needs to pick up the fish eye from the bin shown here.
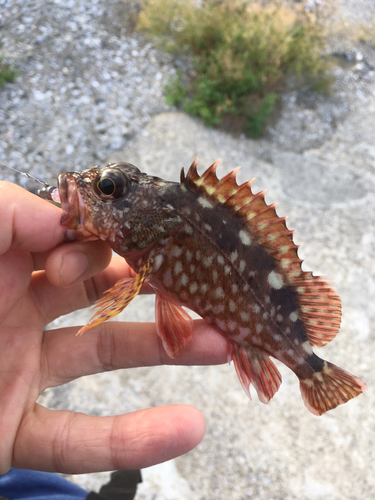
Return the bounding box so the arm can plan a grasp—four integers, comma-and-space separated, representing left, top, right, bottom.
95, 169, 128, 199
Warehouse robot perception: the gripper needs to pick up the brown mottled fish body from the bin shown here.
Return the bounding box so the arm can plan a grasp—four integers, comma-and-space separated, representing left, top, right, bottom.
57, 160, 367, 415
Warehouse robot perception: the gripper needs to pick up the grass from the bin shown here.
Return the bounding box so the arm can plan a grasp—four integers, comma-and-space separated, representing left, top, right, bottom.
0, 57, 18, 87
138, 0, 332, 137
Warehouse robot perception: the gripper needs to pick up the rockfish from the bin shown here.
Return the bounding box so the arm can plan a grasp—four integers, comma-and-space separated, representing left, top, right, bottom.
56, 159, 367, 415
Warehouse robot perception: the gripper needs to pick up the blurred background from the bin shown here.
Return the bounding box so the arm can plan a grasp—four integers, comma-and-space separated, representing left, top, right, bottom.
1, 1, 374, 498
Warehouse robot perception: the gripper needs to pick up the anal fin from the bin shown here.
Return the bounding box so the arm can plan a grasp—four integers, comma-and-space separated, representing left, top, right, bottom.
231, 343, 282, 404
77, 261, 151, 335
155, 294, 193, 358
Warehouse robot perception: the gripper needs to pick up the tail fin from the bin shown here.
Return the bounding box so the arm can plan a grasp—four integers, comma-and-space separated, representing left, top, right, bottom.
300, 361, 367, 416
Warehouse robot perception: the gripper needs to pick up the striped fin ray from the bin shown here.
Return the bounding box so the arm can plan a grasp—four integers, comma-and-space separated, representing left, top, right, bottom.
182, 158, 342, 346
293, 275, 342, 347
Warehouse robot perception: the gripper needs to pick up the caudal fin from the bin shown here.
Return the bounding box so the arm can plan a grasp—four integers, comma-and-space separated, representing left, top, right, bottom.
300, 361, 367, 416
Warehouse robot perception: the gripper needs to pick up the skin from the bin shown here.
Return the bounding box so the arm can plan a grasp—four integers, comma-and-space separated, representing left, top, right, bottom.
0, 181, 227, 475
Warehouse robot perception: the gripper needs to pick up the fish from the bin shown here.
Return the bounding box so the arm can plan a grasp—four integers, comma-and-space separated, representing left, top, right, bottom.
56, 158, 367, 415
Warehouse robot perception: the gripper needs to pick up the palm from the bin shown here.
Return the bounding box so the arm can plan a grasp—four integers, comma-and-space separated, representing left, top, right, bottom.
0, 182, 226, 474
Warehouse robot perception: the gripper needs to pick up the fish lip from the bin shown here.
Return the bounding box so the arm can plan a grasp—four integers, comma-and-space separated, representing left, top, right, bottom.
58, 172, 82, 231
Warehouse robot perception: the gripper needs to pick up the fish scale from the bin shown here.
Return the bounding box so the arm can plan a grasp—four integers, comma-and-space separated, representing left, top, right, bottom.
56, 159, 367, 415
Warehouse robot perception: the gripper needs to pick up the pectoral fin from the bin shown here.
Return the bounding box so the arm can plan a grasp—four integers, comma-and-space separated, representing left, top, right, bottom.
77, 261, 151, 335
155, 294, 193, 358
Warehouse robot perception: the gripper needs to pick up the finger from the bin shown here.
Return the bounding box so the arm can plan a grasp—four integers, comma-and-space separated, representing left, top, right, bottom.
32, 256, 153, 324
44, 240, 113, 288
13, 404, 206, 473
0, 182, 63, 256
41, 320, 227, 388
0, 249, 33, 322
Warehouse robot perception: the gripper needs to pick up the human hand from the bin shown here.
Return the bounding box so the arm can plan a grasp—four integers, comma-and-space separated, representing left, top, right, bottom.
0, 182, 227, 474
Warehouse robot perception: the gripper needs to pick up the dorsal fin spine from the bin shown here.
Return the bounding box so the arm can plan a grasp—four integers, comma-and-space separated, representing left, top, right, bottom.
180, 167, 186, 184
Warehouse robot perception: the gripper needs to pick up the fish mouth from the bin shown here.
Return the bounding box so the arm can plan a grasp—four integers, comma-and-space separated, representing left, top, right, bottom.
58, 172, 99, 241
58, 173, 83, 231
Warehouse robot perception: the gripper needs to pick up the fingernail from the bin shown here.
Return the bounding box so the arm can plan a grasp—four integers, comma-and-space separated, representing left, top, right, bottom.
60, 251, 90, 287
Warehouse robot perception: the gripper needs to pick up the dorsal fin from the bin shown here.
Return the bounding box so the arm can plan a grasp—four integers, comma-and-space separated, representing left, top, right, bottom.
182, 159, 342, 347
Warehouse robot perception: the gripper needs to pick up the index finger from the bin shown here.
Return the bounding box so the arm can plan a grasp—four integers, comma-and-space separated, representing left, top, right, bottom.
0, 182, 64, 255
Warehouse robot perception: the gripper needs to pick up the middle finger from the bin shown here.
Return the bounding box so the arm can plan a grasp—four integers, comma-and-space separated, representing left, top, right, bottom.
40, 320, 227, 390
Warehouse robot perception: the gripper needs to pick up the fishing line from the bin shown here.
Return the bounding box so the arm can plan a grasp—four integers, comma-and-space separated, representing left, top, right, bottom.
0, 161, 60, 202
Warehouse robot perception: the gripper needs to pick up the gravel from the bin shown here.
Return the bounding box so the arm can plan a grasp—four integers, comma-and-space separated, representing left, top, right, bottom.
1, 0, 375, 187
0, 0, 175, 187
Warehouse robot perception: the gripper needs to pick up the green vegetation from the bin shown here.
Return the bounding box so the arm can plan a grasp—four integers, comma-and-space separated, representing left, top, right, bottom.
138, 0, 332, 137
0, 57, 18, 87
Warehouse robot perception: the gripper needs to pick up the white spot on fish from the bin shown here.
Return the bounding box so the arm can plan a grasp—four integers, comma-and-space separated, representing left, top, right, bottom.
229, 300, 237, 312
256, 323, 263, 334
186, 250, 192, 262
302, 341, 313, 354
239, 327, 251, 336
181, 273, 189, 286
227, 320, 237, 332
224, 265, 231, 275
216, 319, 227, 331
217, 254, 225, 265
239, 229, 251, 246
171, 245, 183, 258
163, 268, 173, 288
281, 258, 291, 269
239, 260, 246, 273
190, 264, 196, 273
215, 287, 224, 298
153, 254, 164, 272
253, 304, 260, 314
273, 334, 282, 342
289, 311, 298, 322
213, 304, 224, 314
198, 197, 213, 209
203, 256, 214, 268
174, 261, 183, 275
276, 313, 283, 322
240, 311, 250, 322
212, 270, 219, 282
201, 283, 209, 294
268, 270, 284, 289
232, 284, 238, 293
243, 284, 249, 292
189, 282, 198, 294
184, 224, 193, 235
230, 250, 238, 262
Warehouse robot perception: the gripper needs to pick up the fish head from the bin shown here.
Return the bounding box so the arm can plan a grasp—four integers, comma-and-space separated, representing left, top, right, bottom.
57, 162, 181, 252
